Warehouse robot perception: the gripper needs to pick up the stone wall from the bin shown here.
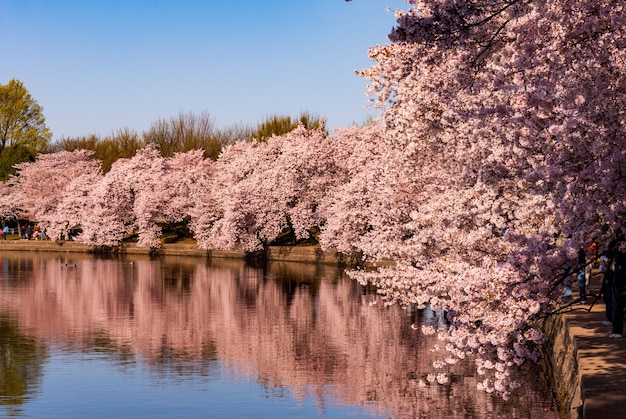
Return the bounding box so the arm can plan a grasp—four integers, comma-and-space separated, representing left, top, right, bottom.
542, 313, 583, 419
0, 240, 348, 264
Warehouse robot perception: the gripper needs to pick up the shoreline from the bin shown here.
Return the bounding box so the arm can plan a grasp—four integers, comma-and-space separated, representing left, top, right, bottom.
0, 239, 346, 265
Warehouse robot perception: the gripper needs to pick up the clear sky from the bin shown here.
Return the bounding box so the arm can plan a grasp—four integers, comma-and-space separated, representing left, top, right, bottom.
1, 0, 408, 141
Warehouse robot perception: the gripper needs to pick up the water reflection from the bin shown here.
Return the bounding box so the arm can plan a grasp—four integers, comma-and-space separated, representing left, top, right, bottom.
0, 252, 557, 418
0, 317, 47, 416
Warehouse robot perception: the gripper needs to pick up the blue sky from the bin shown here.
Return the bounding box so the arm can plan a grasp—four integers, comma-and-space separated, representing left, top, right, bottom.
1, 0, 408, 140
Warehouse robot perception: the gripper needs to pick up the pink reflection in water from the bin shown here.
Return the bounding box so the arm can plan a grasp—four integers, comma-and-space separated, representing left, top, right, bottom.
0, 252, 557, 418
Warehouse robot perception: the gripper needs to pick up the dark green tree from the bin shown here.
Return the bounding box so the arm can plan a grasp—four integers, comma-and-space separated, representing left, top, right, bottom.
0, 144, 35, 181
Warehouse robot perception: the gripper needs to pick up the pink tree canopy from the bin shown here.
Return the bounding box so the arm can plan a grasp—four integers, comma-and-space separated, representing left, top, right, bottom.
165, 149, 214, 226
200, 124, 336, 252
77, 145, 197, 248
319, 123, 410, 262
47, 167, 104, 241
7, 149, 102, 231
344, 0, 626, 397
0, 180, 18, 220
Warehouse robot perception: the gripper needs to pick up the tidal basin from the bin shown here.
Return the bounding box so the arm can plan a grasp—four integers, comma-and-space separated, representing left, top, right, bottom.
0, 251, 558, 418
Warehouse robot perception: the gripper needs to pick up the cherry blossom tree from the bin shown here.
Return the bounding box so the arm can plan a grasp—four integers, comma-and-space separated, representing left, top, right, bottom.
6, 150, 101, 232
164, 149, 214, 226
0, 180, 19, 220
76, 145, 174, 247
66, 146, 215, 248
266, 123, 336, 241
199, 124, 336, 252
192, 139, 259, 251
319, 122, 410, 262
1, 145, 216, 248
47, 167, 104, 241
341, 0, 626, 397
67, 156, 135, 246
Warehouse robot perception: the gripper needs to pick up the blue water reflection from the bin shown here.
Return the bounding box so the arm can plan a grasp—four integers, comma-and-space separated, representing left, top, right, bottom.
24, 351, 382, 419
0, 252, 557, 418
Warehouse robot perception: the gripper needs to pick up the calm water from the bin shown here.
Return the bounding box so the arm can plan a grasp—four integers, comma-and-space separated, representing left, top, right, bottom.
0, 251, 558, 418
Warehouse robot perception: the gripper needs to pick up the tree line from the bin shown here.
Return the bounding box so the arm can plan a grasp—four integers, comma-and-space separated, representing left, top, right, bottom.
0, 78, 325, 178
0, 123, 371, 251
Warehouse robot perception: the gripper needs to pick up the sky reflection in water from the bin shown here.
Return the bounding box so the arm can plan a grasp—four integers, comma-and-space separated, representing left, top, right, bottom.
0, 252, 557, 418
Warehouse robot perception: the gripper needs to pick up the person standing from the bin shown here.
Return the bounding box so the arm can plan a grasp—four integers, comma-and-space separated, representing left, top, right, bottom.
599, 254, 613, 326
609, 239, 626, 339
563, 263, 574, 302
577, 248, 588, 304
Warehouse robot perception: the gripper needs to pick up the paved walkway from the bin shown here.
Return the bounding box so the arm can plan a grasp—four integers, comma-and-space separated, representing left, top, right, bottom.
563, 279, 626, 418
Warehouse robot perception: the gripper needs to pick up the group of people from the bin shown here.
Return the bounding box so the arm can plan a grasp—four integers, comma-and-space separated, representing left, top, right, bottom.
20, 224, 47, 240
0, 222, 74, 241
565, 233, 626, 339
